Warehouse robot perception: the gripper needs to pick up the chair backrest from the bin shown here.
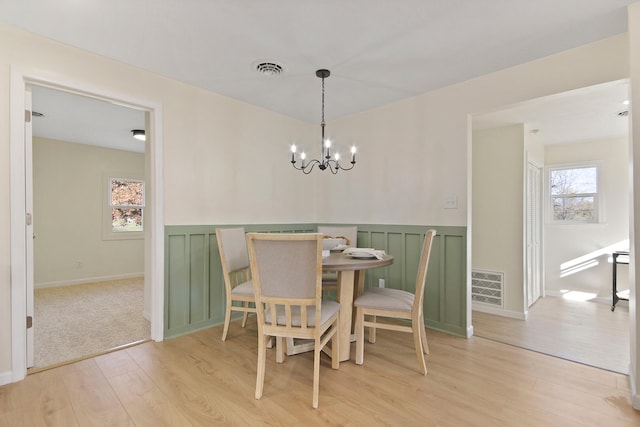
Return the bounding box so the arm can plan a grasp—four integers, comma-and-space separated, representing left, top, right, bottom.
317, 225, 358, 247
413, 229, 437, 313
247, 233, 323, 329
216, 227, 250, 289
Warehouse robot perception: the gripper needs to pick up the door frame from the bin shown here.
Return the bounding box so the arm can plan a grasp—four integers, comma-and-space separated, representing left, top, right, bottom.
9, 66, 165, 382
525, 157, 544, 308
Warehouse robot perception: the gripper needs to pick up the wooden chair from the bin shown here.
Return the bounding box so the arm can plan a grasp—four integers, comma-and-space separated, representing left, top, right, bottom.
317, 225, 358, 290
216, 227, 255, 342
282, 225, 357, 356
246, 232, 340, 409
353, 229, 436, 375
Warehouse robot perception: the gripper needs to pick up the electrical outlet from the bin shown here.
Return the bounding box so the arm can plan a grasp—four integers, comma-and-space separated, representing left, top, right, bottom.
444, 195, 458, 209
379, 278, 385, 288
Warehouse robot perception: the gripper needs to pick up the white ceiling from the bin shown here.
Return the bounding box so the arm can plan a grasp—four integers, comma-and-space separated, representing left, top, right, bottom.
2, 1, 634, 150
31, 86, 146, 153
473, 79, 630, 145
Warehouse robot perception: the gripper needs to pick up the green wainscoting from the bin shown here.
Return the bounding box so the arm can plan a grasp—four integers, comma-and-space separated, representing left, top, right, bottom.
164, 224, 467, 339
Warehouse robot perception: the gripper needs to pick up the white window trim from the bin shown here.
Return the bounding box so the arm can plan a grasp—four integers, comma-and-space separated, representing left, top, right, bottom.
103, 172, 145, 240
545, 161, 603, 225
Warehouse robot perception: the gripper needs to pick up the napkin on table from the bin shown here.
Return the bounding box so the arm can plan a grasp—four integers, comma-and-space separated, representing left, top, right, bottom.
342, 247, 387, 260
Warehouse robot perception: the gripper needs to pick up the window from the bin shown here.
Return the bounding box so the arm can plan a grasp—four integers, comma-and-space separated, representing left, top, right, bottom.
548, 164, 599, 223
104, 176, 145, 239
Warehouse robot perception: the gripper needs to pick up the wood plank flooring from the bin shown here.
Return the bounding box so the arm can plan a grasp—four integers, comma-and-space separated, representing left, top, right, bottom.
473, 295, 629, 374
1, 320, 639, 426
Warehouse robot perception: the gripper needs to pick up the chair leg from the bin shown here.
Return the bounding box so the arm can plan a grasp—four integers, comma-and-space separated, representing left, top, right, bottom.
355, 308, 365, 365
368, 315, 377, 344
222, 302, 232, 342
419, 311, 430, 355
276, 337, 285, 363
331, 319, 340, 370
412, 322, 427, 375
255, 333, 266, 400
241, 303, 249, 328
312, 340, 321, 409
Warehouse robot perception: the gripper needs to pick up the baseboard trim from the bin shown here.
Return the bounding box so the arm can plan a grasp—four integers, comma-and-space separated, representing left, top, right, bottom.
472, 304, 527, 320
466, 324, 474, 338
35, 273, 144, 289
630, 364, 640, 410
0, 370, 14, 386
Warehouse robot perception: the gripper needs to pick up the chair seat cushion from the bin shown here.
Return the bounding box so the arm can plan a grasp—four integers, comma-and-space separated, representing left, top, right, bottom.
231, 280, 254, 296
266, 300, 340, 327
354, 287, 414, 312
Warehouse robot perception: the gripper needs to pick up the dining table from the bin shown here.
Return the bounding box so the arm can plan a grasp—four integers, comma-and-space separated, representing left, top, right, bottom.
322, 251, 394, 362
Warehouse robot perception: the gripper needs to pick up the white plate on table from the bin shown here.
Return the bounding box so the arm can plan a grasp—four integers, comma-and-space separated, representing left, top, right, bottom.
347, 252, 377, 259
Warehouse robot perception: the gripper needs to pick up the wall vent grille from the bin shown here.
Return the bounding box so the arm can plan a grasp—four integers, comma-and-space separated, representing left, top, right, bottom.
472, 270, 504, 307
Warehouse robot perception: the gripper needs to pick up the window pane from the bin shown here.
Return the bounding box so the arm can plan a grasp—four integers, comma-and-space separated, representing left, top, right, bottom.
111, 179, 143, 206
552, 196, 594, 221
112, 208, 143, 232
550, 167, 597, 195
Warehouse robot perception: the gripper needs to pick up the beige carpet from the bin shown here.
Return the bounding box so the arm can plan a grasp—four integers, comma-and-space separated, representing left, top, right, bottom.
34, 277, 150, 369
473, 296, 629, 374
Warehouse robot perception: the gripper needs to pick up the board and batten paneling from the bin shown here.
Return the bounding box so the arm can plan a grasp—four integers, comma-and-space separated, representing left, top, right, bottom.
165, 224, 466, 338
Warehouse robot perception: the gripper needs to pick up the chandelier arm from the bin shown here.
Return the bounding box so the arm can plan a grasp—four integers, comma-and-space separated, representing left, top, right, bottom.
290, 158, 321, 174
336, 160, 355, 171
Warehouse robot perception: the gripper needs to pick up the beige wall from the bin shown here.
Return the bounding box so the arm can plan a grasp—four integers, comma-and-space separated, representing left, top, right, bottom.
0, 19, 633, 387
472, 125, 525, 315
33, 137, 145, 287
544, 138, 630, 298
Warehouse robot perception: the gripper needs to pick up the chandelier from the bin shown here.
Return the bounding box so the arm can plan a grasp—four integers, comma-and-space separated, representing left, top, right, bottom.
290, 69, 356, 174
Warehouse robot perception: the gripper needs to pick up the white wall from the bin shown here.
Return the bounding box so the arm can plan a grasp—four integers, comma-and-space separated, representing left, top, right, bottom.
544, 138, 629, 299
472, 125, 525, 315
33, 137, 145, 287
0, 21, 633, 384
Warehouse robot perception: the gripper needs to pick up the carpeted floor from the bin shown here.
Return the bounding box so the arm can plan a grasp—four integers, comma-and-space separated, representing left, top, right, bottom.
34, 277, 150, 369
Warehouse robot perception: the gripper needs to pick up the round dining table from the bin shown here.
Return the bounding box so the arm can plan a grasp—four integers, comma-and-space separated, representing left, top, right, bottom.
322, 252, 394, 361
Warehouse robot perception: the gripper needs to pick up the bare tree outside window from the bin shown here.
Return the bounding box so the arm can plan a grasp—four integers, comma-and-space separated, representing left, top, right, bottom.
110, 178, 144, 232
550, 166, 597, 222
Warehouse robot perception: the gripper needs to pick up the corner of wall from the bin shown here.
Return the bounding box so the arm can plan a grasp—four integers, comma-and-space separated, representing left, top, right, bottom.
0, 370, 13, 386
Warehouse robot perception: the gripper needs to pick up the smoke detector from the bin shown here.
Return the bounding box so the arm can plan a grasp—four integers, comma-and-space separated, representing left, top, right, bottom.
254, 61, 284, 77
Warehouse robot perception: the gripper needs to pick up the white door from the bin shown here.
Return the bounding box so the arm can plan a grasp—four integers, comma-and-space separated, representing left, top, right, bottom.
25, 86, 35, 368
526, 161, 542, 307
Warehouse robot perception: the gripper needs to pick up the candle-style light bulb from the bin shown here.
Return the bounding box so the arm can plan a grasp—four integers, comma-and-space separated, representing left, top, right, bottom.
325, 139, 331, 159
351, 145, 356, 163
301, 152, 306, 168
291, 144, 297, 163
335, 152, 340, 161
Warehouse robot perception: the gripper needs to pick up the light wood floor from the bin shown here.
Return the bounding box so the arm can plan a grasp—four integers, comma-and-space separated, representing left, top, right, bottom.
473, 296, 629, 374
1, 320, 639, 426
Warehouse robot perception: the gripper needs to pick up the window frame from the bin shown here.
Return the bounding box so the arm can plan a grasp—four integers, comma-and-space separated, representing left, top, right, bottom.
545, 162, 602, 225
103, 172, 145, 240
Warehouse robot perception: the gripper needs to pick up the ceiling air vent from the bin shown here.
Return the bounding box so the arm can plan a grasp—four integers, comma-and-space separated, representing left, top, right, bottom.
255, 62, 284, 77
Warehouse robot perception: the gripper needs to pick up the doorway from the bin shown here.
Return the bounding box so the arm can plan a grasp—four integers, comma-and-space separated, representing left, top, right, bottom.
10, 70, 164, 381
29, 85, 150, 369
470, 79, 630, 373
